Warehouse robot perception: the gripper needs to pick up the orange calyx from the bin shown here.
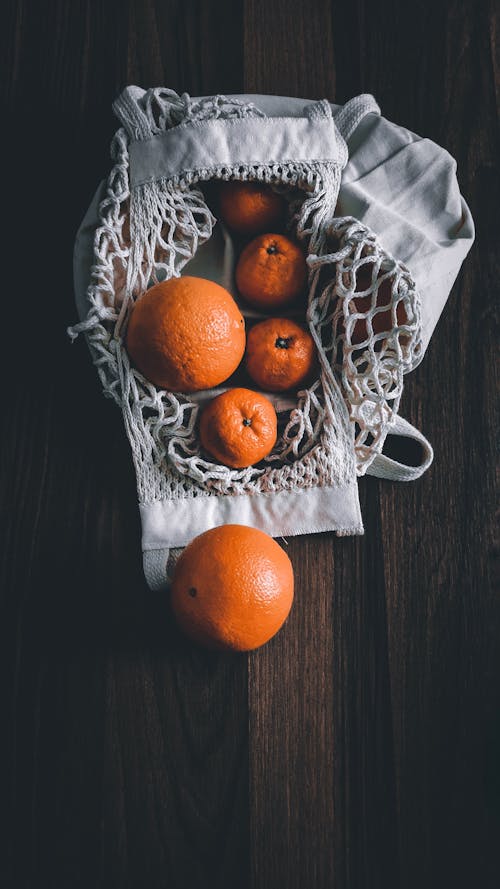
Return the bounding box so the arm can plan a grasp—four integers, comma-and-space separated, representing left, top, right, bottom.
275, 336, 293, 349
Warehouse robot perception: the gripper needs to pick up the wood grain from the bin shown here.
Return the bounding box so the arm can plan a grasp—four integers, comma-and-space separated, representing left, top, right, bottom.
248, 533, 336, 889
1, 1, 498, 888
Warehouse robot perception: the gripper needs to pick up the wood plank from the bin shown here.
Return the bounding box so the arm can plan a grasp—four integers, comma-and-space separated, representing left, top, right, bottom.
248, 533, 336, 889
337, 2, 500, 888
244, 0, 336, 98
243, 7, 337, 886
1, 3, 250, 888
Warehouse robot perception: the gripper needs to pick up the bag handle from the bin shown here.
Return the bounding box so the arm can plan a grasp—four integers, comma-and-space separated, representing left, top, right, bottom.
366, 414, 434, 481
334, 94, 381, 142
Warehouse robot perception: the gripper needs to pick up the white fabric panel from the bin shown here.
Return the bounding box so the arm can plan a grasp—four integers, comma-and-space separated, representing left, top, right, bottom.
129, 115, 347, 186
336, 122, 474, 354
140, 481, 363, 550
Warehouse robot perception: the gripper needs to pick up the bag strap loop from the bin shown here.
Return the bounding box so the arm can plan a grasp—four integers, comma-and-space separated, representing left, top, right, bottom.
113, 85, 152, 140
366, 414, 434, 481
334, 93, 381, 142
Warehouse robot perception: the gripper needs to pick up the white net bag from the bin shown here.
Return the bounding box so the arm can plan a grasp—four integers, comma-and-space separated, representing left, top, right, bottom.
308, 216, 422, 472
70, 87, 473, 589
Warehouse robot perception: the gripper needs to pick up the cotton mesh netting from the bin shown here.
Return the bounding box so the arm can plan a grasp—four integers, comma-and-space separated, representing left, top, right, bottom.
69, 89, 422, 504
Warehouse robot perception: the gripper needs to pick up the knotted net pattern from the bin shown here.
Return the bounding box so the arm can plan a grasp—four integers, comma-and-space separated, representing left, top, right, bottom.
69, 88, 421, 504
308, 217, 422, 472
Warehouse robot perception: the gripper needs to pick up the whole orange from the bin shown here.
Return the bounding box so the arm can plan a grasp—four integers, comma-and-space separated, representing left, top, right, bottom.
245, 318, 317, 392
346, 266, 408, 346
199, 387, 277, 468
218, 181, 286, 236
125, 276, 245, 392
170, 524, 294, 651
235, 233, 308, 311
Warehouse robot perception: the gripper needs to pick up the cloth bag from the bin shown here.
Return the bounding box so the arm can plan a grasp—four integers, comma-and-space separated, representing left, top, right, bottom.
70, 87, 474, 590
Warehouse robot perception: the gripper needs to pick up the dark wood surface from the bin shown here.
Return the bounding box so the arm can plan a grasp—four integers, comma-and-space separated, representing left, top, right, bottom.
1, 2, 498, 887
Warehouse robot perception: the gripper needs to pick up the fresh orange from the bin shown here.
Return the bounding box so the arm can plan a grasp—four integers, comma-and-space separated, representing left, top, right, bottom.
199, 387, 277, 468
218, 181, 286, 236
170, 524, 294, 651
125, 276, 245, 392
235, 233, 308, 311
245, 318, 317, 392
346, 266, 408, 346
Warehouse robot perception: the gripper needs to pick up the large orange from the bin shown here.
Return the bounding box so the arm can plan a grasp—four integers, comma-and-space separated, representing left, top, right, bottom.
245, 318, 317, 392
199, 387, 277, 468
170, 524, 294, 651
125, 276, 246, 392
235, 233, 308, 310
218, 181, 286, 236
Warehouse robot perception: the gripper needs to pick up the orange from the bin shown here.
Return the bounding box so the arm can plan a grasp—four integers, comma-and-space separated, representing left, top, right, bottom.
235, 233, 308, 311
199, 387, 277, 468
170, 524, 294, 651
346, 266, 408, 346
245, 318, 317, 392
218, 181, 286, 236
125, 276, 245, 392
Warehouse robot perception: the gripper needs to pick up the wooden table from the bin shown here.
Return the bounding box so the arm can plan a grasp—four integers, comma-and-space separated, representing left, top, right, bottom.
2, 2, 498, 887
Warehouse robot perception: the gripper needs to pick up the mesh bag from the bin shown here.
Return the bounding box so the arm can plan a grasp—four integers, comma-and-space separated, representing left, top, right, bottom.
70, 87, 474, 589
